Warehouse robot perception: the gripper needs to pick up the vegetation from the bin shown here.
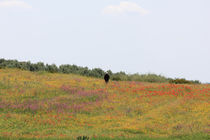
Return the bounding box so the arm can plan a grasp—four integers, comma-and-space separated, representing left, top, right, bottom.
0, 69, 209, 139
0, 58, 200, 84
169, 78, 200, 84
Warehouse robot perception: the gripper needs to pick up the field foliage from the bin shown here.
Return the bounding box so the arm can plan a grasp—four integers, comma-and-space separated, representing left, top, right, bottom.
0, 69, 209, 139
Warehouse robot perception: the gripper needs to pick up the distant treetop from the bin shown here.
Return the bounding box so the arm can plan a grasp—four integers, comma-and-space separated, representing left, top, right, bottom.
0, 58, 200, 84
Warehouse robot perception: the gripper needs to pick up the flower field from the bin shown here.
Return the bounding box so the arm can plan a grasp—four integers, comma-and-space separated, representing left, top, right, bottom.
0, 69, 209, 140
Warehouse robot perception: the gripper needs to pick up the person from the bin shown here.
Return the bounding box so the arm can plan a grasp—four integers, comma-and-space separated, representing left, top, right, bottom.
104, 73, 110, 84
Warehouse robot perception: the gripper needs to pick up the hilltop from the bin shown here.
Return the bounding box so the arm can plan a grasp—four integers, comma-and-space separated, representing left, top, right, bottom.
0, 58, 200, 84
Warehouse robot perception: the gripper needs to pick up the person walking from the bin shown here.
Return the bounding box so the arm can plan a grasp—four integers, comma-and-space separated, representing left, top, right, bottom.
104, 73, 110, 84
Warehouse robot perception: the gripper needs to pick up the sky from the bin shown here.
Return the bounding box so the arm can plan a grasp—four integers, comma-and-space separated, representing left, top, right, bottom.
0, 0, 210, 83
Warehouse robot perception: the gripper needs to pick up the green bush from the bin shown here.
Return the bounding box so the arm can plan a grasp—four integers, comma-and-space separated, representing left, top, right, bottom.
77, 136, 90, 140
169, 78, 200, 84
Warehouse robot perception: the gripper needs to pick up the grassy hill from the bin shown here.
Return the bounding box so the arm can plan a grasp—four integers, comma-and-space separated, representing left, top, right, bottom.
0, 69, 209, 140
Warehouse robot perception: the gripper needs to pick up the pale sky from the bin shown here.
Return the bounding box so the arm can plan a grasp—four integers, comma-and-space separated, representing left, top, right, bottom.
0, 0, 209, 83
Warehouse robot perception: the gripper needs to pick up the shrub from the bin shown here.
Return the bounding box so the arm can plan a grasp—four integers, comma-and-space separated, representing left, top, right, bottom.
77, 136, 90, 140
169, 78, 200, 84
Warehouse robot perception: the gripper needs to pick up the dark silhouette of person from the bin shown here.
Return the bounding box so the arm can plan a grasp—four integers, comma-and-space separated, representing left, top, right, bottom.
104, 73, 110, 84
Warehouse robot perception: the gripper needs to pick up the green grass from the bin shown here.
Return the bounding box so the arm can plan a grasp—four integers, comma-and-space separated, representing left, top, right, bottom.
0, 69, 209, 139
0, 133, 209, 140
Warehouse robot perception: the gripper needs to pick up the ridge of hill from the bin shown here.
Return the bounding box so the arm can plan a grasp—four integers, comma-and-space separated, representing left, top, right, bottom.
0, 58, 201, 84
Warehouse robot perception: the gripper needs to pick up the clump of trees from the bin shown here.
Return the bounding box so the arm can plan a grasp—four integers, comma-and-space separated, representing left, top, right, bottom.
169, 78, 200, 84
0, 59, 106, 79
0, 58, 200, 84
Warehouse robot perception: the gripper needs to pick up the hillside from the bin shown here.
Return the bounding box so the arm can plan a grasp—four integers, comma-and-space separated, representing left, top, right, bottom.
0, 69, 209, 140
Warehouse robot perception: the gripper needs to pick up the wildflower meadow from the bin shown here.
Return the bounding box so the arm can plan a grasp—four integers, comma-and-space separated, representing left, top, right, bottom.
0, 69, 209, 140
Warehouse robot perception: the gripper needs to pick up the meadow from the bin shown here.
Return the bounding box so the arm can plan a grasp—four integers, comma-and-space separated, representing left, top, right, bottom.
0, 69, 209, 140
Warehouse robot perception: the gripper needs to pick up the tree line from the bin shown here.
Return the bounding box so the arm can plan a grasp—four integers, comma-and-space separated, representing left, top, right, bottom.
0, 58, 200, 84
